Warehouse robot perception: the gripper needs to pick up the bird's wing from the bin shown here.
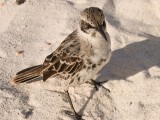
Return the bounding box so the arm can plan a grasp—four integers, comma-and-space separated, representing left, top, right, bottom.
41, 31, 84, 81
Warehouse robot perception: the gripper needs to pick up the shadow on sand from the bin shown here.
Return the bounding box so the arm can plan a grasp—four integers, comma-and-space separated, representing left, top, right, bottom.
99, 35, 160, 81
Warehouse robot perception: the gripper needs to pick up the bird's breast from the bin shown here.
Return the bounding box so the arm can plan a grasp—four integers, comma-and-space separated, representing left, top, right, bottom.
89, 32, 111, 63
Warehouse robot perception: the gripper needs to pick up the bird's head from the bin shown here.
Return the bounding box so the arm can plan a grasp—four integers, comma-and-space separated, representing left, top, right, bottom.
79, 7, 107, 41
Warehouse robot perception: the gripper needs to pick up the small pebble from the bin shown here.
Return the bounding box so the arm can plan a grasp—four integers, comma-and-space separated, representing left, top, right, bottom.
0, 3, 5, 7
45, 41, 52, 45
15, 0, 26, 5
15, 50, 24, 56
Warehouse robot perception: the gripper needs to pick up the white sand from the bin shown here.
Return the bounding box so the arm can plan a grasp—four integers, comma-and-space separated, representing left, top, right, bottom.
0, 0, 160, 120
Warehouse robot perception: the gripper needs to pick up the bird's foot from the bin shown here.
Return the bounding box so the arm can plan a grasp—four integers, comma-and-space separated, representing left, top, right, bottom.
92, 80, 110, 92
75, 113, 82, 120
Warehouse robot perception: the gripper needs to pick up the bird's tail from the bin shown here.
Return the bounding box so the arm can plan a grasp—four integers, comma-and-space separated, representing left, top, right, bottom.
11, 65, 43, 85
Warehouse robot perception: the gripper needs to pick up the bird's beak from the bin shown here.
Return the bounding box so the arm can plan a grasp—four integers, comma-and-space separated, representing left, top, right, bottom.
97, 23, 108, 42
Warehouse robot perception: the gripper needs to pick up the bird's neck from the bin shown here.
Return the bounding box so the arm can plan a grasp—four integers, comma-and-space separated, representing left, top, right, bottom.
77, 27, 110, 48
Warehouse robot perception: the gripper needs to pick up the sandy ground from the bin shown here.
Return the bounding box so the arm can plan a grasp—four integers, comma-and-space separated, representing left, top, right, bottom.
0, 0, 160, 120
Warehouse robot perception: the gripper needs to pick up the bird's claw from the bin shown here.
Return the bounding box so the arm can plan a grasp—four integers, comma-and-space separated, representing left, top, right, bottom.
75, 113, 83, 120
92, 80, 110, 92
64, 110, 83, 120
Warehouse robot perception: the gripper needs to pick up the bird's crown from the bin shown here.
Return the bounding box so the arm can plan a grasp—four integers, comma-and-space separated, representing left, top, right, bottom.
80, 7, 105, 27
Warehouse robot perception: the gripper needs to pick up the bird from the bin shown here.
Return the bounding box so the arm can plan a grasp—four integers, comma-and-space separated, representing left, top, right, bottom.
11, 7, 111, 119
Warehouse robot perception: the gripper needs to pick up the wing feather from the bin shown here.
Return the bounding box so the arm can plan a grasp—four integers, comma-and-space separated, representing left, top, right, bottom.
40, 30, 84, 81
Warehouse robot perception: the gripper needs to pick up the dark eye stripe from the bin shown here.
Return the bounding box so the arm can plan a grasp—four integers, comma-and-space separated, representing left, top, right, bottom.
80, 20, 96, 33
82, 21, 93, 29
84, 22, 92, 28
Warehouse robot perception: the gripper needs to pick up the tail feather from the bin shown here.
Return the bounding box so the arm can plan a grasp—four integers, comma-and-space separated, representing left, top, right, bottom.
11, 65, 43, 85
16, 65, 42, 75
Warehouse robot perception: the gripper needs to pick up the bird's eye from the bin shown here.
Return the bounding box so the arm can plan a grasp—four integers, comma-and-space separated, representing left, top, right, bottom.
83, 21, 92, 29
80, 21, 93, 33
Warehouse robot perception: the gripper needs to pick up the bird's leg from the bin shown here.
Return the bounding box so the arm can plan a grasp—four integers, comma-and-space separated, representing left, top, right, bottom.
65, 90, 82, 120
91, 79, 110, 92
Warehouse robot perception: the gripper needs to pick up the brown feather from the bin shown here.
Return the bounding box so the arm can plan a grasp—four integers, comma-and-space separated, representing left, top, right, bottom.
11, 65, 42, 85
43, 70, 57, 82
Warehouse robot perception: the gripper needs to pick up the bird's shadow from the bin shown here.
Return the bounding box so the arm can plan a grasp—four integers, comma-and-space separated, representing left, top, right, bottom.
101, 0, 160, 81
78, 87, 96, 115
99, 35, 160, 81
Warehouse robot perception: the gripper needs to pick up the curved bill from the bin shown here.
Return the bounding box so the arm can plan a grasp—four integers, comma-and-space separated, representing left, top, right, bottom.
97, 23, 108, 42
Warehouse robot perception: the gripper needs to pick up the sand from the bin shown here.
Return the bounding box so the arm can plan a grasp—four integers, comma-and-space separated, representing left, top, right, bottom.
0, 0, 160, 120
